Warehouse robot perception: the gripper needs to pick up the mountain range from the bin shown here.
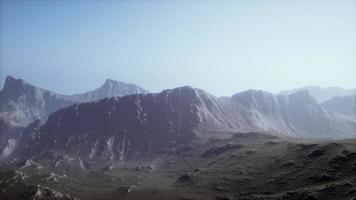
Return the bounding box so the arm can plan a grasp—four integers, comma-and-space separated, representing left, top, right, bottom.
0, 76, 355, 162
279, 85, 356, 103
1, 76, 356, 200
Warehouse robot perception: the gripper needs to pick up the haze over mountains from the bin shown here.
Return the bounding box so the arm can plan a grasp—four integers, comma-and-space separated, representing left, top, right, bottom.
279, 86, 356, 103
321, 95, 356, 121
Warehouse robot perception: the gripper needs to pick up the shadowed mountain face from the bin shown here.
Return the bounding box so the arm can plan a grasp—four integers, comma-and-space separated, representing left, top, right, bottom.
10, 87, 355, 163
321, 95, 356, 121
18, 87, 201, 160
0, 76, 148, 126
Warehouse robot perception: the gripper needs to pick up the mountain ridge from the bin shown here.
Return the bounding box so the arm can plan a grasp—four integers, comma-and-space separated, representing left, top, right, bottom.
279, 85, 356, 103
8, 86, 355, 163
0, 76, 149, 126
1, 76, 355, 162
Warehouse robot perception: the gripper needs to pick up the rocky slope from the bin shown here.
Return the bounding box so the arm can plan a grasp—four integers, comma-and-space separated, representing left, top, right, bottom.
16, 86, 201, 161
8, 87, 355, 163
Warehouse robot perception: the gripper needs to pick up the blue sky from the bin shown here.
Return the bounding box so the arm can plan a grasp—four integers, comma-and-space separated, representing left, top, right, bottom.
0, 0, 355, 96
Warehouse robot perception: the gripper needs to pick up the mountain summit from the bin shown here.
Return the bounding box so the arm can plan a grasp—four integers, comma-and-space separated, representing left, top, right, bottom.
66, 78, 149, 102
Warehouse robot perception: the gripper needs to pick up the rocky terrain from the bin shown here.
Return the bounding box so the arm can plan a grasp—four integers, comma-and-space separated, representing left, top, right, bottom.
1, 132, 356, 200
0, 77, 355, 200
0, 86, 352, 162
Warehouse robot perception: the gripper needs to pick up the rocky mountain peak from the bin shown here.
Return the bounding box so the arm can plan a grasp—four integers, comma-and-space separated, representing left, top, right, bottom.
103, 78, 120, 85
67, 79, 149, 102
1, 76, 31, 97
0, 76, 74, 126
3, 76, 26, 89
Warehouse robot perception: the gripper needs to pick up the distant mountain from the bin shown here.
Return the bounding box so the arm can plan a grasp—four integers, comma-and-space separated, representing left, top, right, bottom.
0, 76, 148, 126
64, 79, 149, 102
279, 86, 356, 103
321, 95, 356, 122
10, 87, 355, 162
226, 89, 353, 138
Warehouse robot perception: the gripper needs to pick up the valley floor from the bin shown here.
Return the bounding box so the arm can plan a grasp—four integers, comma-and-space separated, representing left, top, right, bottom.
1, 132, 356, 200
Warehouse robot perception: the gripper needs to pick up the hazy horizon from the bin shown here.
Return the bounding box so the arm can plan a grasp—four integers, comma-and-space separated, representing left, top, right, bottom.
1, 0, 355, 96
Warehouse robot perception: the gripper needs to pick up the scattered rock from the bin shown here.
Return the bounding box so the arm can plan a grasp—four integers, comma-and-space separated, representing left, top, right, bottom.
282, 160, 296, 167
135, 165, 153, 172
308, 149, 324, 158
295, 144, 318, 152
281, 191, 318, 200
265, 141, 278, 145
352, 162, 356, 171
100, 166, 113, 172
215, 195, 232, 200
308, 174, 335, 182
201, 144, 243, 157
329, 155, 348, 165
116, 186, 130, 195
177, 173, 193, 182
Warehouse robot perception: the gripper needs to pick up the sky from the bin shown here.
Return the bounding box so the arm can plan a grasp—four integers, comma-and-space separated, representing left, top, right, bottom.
0, 0, 355, 96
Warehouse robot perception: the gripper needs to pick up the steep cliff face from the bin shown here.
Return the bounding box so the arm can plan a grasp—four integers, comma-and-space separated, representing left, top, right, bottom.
0, 76, 75, 126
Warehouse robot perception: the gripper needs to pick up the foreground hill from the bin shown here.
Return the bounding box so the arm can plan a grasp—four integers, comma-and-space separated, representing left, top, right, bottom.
1, 132, 355, 200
